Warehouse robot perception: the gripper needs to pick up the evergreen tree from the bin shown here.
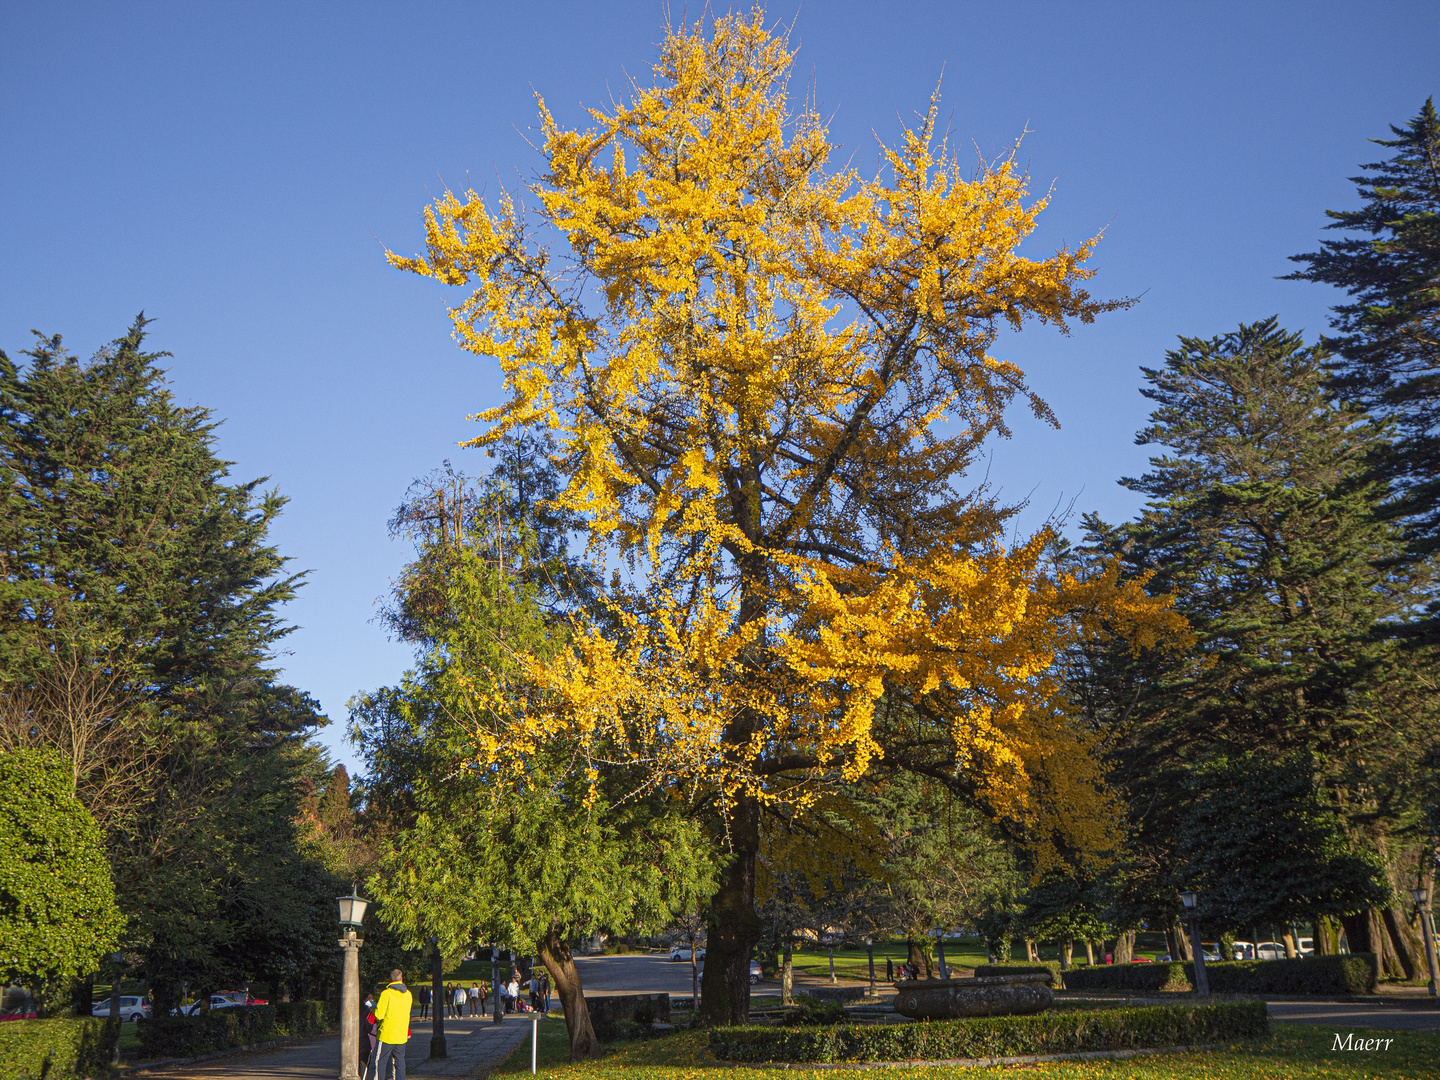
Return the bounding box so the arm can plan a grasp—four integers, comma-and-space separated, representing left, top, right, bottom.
1073, 318, 1438, 976
0, 318, 329, 1009
1287, 99, 1440, 551
354, 464, 712, 1060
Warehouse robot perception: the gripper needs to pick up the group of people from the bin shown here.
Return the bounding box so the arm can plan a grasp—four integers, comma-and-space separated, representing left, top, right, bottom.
357, 963, 554, 1080
411, 972, 552, 1020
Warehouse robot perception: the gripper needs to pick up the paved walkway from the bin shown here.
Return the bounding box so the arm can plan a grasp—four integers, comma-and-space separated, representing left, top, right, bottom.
131, 1010, 536, 1080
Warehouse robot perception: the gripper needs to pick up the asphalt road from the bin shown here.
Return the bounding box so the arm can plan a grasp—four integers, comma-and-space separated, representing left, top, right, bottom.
572, 952, 710, 996
1267, 1000, 1440, 1033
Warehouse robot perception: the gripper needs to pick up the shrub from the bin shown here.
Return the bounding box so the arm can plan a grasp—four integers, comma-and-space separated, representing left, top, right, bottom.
1061, 962, 1190, 993
1188, 954, 1377, 995
273, 1000, 330, 1037
136, 1004, 276, 1058
0, 1017, 118, 1079
785, 995, 846, 1025
708, 1000, 1268, 1063
973, 963, 1063, 988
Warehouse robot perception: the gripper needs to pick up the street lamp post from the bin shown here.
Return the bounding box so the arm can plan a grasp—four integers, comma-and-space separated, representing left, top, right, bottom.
336, 887, 369, 1080
429, 936, 447, 1060
108, 951, 123, 1063
1412, 888, 1439, 998
1179, 891, 1209, 998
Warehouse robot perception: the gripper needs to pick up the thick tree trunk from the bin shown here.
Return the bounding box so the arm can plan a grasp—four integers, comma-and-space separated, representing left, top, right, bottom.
1025, 938, 1039, 962
781, 944, 793, 1005
1061, 941, 1073, 970
1114, 930, 1135, 964
1383, 906, 1422, 980
1171, 920, 1193, 961
699, 793, 762, 1026
907, 938, 934, 978
1084, 940, 1095, 966
1282, 931, 1297, 959
538, 927, 599, 1061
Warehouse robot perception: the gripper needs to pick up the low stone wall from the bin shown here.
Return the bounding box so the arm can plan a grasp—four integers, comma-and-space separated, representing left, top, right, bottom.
584, 993, 671, 1040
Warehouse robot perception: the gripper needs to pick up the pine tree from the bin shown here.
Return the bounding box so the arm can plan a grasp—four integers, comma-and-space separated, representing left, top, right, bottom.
1287, 98, 1440, 550
1074, 318, 1438, 977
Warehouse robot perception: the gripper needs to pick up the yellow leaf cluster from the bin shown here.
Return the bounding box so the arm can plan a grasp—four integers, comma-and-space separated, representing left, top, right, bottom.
389, 10, 1183, 853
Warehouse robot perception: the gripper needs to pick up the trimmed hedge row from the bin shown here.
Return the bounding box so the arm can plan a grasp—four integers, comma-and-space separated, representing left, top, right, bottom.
1189, 954, 1377, 995
0, 1017, 118, 1080
134, 999, 333, 1059
137, 1004, 276, 1058
273, 1000, 331, 1037
973, 963, 1063, 988
708, 1000, 1268, 1063
1062, 962, 1190, 993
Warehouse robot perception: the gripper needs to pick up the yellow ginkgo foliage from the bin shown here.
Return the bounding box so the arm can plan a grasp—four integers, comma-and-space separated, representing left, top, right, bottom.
390, 10, 1185, 1022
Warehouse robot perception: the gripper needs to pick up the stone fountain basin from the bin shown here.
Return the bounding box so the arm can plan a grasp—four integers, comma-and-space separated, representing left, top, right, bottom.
891, 973, 1053, 1020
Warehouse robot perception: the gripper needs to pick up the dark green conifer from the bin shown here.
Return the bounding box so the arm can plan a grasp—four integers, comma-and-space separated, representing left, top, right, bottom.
1287, 98, 1440, 549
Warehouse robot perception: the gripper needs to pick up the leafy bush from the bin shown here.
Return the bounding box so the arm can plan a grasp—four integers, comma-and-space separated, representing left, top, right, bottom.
785, 995, 846, 1025
1061, 962, 1190, 992
136, 1004, 276, 1058
0, 1017, 118, 1079
709, 1000, 1268, 1063
973, 963, 1063, 988
272, 1000, 330, 1037
1189, 954, 1377, 995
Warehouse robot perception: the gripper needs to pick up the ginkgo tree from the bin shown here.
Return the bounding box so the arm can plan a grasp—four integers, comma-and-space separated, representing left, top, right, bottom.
390, 10, 1183, 1024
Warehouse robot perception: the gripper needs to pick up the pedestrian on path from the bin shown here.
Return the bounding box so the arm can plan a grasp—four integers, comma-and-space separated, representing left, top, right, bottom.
468, 982, 479, 1016
418, 984, 429, 1019
452, 983, 466, 1019
372, 970, 413, 1080
506, 974, 520, 1014
538, 971, 550, 1015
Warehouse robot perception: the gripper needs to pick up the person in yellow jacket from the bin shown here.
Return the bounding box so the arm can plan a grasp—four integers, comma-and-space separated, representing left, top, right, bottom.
371, 969, 413, 1080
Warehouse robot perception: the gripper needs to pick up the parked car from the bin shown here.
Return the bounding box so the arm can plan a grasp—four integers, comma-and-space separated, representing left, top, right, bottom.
1255, 941, 1287, 960
171, 995, 241, 1016
1231, 941, 1255, 960
695, 960, 763, 984
1295, 938, 1315, 956
670, 946, 705, 962
91, 996, 151, 1022
215, 990, 267, 1006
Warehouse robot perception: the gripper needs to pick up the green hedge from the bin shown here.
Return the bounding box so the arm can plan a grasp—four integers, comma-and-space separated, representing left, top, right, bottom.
0, 1017, 118, 1079
136, 1004, 276, 1058
708, 1000, 1268, 1063
1187, 954, 1377, 995
1060, 962, 1190, 993
272, 1000, 330, 1037
973, 963, 1063, 988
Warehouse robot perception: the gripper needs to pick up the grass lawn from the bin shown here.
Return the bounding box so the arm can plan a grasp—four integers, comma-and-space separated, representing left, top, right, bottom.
490, 1019, 1439, 1078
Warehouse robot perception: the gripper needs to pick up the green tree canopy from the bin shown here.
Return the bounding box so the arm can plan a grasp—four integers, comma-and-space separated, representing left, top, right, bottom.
1287, 98, 1440, 555
1068, 318, 1438, 975
0, 317, 331, 1010
0, 748, 122, 1004
354, 462, 713, 1059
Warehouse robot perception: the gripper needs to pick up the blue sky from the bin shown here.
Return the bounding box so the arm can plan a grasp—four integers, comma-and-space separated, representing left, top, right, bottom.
3, 0, 1436, 772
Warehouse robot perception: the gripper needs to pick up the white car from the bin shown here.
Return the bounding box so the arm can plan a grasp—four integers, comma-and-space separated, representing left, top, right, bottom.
171, 995, 242, 1016
694, 960, 763, 983
1255, 941, 1287, 960
92, 996, 150, 1022
670, 946, 705, 962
